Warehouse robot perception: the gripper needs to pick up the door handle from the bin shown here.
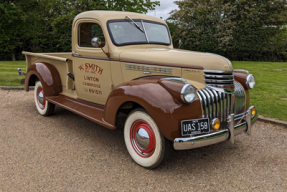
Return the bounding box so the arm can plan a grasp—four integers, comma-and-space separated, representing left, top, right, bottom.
72, 51, 80, 56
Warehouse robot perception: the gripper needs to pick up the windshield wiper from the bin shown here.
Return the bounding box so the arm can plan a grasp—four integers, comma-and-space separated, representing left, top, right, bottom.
125, 15, 144, 33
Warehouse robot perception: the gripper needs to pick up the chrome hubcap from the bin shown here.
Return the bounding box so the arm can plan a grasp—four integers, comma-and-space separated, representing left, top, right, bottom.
38, 91, 44, 105
135, 128, 150, 150
130, 120, 155, 158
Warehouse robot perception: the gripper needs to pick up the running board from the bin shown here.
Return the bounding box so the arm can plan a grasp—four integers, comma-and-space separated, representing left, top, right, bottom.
45, 95, 115, 129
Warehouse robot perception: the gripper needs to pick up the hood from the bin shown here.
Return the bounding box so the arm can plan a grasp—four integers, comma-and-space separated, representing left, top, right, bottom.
119, 47, 232, 71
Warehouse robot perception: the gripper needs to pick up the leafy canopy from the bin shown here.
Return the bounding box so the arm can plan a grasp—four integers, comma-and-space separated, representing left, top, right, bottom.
168, 0, 287, 61
0, 0, 160, 60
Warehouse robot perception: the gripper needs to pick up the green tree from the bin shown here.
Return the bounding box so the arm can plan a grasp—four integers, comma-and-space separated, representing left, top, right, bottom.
169, 0, 287, 61
0, 0, 39, 60
0, 0, 160, 60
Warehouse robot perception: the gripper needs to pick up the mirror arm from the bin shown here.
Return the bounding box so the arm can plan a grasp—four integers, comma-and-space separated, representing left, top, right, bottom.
101, 47, 110, 58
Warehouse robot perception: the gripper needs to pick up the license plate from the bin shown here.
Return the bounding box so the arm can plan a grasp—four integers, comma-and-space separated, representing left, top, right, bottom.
181, 118, 210, 136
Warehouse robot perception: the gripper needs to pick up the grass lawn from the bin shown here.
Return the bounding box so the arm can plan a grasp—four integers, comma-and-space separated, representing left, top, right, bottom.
0, 61, 26, 86
232, 61, 287, 122
0, 60, 286, 122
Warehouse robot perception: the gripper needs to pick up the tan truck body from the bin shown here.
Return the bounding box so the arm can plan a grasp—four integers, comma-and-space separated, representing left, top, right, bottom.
22, 11, 258, 169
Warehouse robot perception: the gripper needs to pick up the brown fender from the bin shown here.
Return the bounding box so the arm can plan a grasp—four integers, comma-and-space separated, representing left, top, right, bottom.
103, 77, 202, 141
234, 72, 250, 109
234, 72, 249, 90
25, 62, 62, 97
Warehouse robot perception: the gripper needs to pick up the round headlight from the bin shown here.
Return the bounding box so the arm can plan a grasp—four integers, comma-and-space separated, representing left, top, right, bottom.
181, 84, 196, 103
246, 74, 255, 89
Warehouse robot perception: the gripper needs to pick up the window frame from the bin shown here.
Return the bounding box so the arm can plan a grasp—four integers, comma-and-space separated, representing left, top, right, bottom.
78, 22, 106, 49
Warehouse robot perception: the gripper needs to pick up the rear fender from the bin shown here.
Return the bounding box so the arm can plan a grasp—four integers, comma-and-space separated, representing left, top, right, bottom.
25, 62, 62, 97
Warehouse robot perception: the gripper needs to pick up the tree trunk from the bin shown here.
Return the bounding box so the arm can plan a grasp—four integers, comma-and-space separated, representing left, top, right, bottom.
12, 53, 16, 61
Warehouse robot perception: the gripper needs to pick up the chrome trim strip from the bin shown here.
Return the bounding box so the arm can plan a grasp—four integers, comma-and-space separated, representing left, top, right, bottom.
204, 79, 234, 83
204, 74, 234, 79
161, 77, 187, 84
203, 70, 233, 74
233, 69, 249, 74
173, 106, 258, 150
206, 84, 234, 88
203, 70, 235, 92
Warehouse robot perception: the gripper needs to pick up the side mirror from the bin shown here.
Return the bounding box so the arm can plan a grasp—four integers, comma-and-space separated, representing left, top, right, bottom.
91, 37, 102, 48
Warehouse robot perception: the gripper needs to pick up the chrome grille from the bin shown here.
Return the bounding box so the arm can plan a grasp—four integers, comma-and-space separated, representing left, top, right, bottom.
197, 82, 246, 130
204, 70, 234, 91
197, 87, 233, 126
234, 82, 245, 115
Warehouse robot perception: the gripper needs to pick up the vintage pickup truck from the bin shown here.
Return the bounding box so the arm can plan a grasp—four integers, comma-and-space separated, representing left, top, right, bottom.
20, 10, 258, 169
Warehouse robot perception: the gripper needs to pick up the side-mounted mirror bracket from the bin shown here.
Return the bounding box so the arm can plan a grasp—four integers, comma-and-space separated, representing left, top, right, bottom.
91, 37, 110, 58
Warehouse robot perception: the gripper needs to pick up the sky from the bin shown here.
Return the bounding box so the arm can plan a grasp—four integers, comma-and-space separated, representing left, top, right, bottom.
146, 0, 179, 20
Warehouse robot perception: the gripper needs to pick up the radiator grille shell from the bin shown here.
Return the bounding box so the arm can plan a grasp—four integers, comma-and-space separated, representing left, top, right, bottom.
197, 82, 246, 130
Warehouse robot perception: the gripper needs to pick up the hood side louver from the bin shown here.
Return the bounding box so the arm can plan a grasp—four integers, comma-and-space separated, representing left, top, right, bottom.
125, 63, 173, 74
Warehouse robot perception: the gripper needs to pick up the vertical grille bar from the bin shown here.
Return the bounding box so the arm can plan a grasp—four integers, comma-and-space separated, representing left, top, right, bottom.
206, 89, 215, 119
198, 91, 207, 118
227, 94, 229, 116
197, 82, 245, 129
223, 93, 226, 122
197, 92, 205, 118
202, 89, 212, 120
219, 92, 223, 121
211, 89, 220, 121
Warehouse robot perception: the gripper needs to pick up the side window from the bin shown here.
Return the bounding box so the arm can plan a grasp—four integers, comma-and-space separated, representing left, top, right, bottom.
78, 23, 105, 48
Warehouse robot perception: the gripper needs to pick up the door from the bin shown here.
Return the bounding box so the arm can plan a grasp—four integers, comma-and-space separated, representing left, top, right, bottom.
73, 20, 112, 105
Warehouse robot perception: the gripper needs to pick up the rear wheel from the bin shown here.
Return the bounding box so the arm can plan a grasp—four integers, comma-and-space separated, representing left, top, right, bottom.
34, 81, 55, 116
124, 109, 167, 169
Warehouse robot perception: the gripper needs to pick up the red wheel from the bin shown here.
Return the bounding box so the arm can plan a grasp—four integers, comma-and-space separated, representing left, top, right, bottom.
124, 109, 166, 169
130, 120, 156, 158
34, 81, 55, 116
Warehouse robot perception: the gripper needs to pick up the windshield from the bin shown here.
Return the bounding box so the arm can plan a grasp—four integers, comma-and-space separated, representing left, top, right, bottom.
107, 20, 171, 46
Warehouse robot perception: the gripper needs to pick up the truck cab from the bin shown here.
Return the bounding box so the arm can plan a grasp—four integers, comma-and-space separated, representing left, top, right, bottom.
22, 11, 258, 169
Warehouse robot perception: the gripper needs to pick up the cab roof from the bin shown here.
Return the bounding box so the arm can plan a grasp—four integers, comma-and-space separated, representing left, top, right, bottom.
73, 10, 166, 25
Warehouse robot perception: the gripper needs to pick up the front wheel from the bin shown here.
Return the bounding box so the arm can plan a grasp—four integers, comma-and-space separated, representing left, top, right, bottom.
34, 81, 55, 116
124, 109, 167, 169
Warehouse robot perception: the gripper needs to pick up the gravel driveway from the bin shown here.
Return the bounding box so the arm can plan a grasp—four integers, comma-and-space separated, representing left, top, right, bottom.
1, 90, 286, 191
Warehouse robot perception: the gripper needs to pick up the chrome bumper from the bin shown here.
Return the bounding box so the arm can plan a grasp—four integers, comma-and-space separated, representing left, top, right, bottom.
174, 106, 258, 150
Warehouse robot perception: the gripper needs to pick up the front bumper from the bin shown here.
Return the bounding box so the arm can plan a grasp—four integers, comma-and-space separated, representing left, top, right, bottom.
173, 106, 258, 150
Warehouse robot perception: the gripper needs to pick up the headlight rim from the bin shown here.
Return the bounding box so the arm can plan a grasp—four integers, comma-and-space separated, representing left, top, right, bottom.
246, 74, 255, 89
180, 84, 196, 103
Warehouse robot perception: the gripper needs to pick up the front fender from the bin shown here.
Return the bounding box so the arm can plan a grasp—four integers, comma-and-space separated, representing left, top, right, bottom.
104, 77, 202, 141
25, 62, 62, 97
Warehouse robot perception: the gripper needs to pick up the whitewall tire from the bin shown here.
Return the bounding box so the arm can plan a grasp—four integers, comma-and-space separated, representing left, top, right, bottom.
34, 81, 55, 116
124, 109, 166, 169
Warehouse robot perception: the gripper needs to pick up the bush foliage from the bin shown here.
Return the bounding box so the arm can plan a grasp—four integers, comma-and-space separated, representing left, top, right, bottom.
0, 0, 159, 61
168, 0, 287, 61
